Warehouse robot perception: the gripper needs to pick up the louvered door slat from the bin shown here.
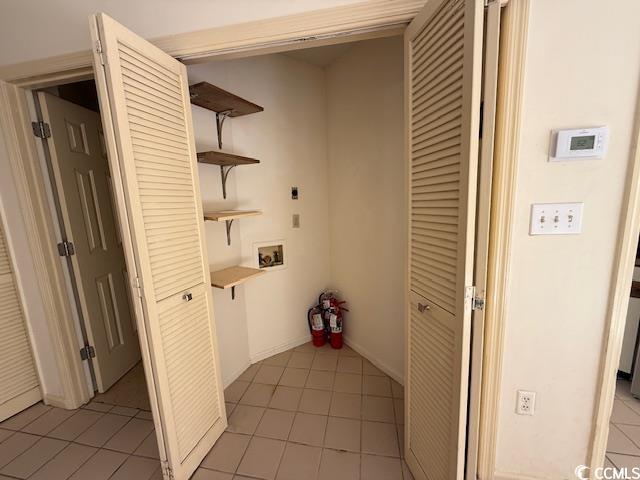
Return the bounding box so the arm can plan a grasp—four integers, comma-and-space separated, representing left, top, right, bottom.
92, 13, 226, 480
118, 38, 204, 301
405, 0, 482, 479
0, 214, 40, 420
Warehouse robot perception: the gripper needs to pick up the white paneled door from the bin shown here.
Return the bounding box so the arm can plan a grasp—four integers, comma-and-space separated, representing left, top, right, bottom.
405, 0, 483, 479
39, 92, 141, 393
0, 210, 41, 421
90, 13, 226, 480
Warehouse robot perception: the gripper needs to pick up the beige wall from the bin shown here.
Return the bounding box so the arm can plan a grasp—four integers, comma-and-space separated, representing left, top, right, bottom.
0, 0, 375, 67
188, 53, 331, 385
326, 37, 405, 381
494, 0, 640, 477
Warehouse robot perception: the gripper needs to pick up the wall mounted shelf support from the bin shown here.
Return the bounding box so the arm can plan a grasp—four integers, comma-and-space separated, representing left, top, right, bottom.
216, 110, 231, 149
204, 210, 261, 246
224, 219, 234, 246
197, 151, 260, 200
220, 165, 235, 199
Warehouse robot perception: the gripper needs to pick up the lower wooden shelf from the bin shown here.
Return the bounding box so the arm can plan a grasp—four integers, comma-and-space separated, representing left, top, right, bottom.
210, 265, 265, 299
204, 210, 261, 222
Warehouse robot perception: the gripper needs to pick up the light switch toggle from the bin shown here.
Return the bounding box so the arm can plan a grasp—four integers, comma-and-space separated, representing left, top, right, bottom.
530, 202, 583, 235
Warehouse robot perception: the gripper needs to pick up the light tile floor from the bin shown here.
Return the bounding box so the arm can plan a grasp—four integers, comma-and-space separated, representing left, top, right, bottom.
607, 379, 640, 469
93, 363, 151, 411
0, 342, 412, 479
192, 342, 413, 480
0, 400, 159, 480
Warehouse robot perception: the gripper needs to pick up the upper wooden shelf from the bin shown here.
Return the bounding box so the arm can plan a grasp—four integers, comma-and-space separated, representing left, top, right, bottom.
197, 151, 260, 167
204, 210, 261, 222
211, 266, 265, 290
189, 82, 264, 117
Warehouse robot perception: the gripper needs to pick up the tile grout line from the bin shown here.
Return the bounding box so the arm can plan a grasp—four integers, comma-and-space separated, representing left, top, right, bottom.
218, 344, 407, 479
610, 422, 640, 455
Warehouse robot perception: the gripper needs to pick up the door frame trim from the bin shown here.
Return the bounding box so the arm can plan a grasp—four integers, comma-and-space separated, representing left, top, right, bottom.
587, 53, 640, 472
475, 0, 530, 477
0, 81, 89, 408
0, 0, 425, 87
0, 0, 425, 408
0, 2, 544, 477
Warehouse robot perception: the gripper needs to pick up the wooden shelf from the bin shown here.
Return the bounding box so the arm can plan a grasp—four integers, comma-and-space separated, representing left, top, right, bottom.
211, 266, 265, 298
189, 82, 264, 117
204, 210, 261, 222
197, 151, 259, 167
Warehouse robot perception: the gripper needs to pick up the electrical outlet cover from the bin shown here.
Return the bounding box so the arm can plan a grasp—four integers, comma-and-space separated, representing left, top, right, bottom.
516, 390, 536, 416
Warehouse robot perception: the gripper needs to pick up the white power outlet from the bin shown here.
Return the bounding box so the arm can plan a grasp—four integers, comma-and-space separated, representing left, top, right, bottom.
516, 390, 536, 416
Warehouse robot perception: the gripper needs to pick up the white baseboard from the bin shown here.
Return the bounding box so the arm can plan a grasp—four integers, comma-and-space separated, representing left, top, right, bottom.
0, 387, 41, 421
343, 335, 404, 385
224, 334, 405, 388
222, 335, 310, 388
222, 360, 252, 389
250, 334, 310, 364
43, 392, 70, 409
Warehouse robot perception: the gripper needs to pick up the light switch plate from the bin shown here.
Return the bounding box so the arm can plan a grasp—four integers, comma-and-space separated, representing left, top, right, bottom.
530, 202, 583, 235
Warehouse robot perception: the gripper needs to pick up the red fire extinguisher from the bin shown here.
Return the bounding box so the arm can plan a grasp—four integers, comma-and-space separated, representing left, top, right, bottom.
308, 306, 325, 347
319, 291, 348, 349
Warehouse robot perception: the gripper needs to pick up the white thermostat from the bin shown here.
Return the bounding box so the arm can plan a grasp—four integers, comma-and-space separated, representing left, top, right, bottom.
549, 126, 609, 161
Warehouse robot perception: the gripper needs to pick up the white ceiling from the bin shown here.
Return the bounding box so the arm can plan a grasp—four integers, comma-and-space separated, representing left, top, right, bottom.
283, 43, 354, 68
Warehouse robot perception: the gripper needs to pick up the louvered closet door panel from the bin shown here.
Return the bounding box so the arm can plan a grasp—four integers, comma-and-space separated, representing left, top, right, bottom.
91, 13, 226, 480
408, 291, 456, 478
0, 216, 40, 420
410, 0, 466, 315
157, 283, 220, 460
119, 45, 204, 302
405, 0, 482, 479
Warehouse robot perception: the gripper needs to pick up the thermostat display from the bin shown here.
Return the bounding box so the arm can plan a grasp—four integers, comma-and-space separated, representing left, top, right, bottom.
570, 135, 595, 150
550, 126, 608, 161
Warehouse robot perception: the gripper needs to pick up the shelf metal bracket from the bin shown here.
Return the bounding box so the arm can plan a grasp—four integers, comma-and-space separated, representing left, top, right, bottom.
220, 165, 236, 199
225, 219, 234, 246
216, 110, 232, 149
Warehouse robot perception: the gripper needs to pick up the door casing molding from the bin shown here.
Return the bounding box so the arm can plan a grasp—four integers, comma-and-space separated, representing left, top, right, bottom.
0, 0, 426, 409
0, 0, 425, 87
587, 46, 640, 473
476, 0, 530, 477
0, 3, 582, 478
0, 81, 89, 408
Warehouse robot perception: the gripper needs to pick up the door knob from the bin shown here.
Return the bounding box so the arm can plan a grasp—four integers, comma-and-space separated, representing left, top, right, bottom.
417, 303, 430, 313
183, 292, 193, 302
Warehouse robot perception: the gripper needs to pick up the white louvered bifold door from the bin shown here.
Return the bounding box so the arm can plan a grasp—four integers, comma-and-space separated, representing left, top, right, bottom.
404, 0, 483, 479
0, 211, 41, 422
90, 14, 226, 480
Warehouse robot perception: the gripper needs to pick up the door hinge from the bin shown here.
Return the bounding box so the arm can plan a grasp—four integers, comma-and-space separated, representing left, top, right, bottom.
95, 39, 105, 65
472, 295, 485, 311
57, 240, 75, 257
31, 121, 51, 139
465, 286, 485, 311
133, 276, 143, 299
160, 460, 173, 480
80, 345, 95, 360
